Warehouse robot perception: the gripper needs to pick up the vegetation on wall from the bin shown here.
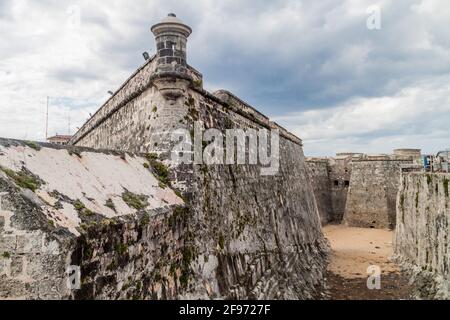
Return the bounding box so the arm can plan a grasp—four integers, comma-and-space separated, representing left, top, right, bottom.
144, 153, 170, 188
122, 190, 148, 210
0, 166, 42, 192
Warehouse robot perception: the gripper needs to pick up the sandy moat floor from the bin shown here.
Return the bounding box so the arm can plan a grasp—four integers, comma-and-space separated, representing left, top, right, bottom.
322, 225, 413, 300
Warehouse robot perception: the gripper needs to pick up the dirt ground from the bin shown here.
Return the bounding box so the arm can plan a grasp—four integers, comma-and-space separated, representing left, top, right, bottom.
322, 225, 413, 300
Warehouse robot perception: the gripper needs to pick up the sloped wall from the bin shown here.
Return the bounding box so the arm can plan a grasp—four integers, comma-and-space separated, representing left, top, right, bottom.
395, 172, 450, 299
71, 76, 329, 299
0, 140, 186, 299
306, 160, 333, 224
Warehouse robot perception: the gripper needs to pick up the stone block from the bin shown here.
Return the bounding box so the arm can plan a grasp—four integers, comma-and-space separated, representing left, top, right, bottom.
10, 256, 24, 277
27, 254, 65, 279
38, 278, 65, 300
0, 235, 16, 252
16, 232, 43, 254
0, 275, 26, 298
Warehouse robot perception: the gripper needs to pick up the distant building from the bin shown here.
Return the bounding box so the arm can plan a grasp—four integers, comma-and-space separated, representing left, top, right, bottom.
47, 135, 72, 145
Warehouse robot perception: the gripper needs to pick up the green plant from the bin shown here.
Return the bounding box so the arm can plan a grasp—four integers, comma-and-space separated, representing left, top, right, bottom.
152, 106, 158, 113
105, 199, 116, 212
73, 200, 94, 216
0, 167, 41, 192
115, 243, 128, 255
145, 153, 158, 161
122, 191, 148, 210
193, 79, 202, 88
144, 154, 170, 186
415, 192, 419, 208
2, 252, 11, 259
24, 140, 41, 151
400, 194, 405, 212
444, 178, 449, 197
140, 213, 150, 226
73, 200, 85, 211
174, 190, 183, 199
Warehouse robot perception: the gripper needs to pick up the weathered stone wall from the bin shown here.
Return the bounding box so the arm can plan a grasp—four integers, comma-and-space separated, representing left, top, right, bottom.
70, 72, 329, 299
306, 160, 333, 224
343, 160, 409, 229
0, 139, 187, 299
394, 172, 450, 299
306, 156, 352, 224
328, 157, 352, 223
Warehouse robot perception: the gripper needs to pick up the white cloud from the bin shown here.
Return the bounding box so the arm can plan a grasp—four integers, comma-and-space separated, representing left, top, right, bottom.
0, 0, 449, 157
274, 75, 450, 156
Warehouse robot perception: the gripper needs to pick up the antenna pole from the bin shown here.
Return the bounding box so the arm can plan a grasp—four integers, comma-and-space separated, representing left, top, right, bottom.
45, 96, 49, 141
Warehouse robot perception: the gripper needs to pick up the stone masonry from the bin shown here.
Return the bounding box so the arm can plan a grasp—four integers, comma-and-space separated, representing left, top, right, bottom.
0, 139, 184, 299
395, 172, 450, 299
307, 152, 416, 229
0, 15, 329, 300
343, 158, 411, 229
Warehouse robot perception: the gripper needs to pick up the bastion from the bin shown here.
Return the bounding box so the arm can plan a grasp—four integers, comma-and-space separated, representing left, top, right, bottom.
343, 158, 410, 229
307, 151, 417, 229
0, 15, 329, 299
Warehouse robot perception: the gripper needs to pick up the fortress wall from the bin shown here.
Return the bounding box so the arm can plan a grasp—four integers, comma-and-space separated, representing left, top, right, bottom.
184, 89, 327, 299
343, 160, 408, 229
71, 79, 329, 299
0, 140, 187, 299
306, 160, 333, 224
328, 158, 351, 223
394, 173, 450, 299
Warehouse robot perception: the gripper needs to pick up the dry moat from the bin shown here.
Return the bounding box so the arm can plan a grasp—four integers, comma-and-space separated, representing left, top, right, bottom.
322, 225, 412, 300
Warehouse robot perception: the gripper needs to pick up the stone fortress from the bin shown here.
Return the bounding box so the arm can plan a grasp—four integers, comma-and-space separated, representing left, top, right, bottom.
0, 14, 328, 300
1, 14, 450, 300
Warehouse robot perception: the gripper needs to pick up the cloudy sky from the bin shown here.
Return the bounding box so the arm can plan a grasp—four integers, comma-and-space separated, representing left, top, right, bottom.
0, 0, 449, 156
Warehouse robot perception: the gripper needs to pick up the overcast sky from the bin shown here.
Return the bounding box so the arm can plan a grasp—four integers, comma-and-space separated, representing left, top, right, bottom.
0, 0, 449, 156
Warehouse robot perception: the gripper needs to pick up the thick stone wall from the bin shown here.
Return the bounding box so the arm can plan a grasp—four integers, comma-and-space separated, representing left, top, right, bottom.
70, 71, 329, 299
328, 157, 352, 223
343, 160, 408, 229
0, 139, 187, 299
306, 160, 333, 224
394, 172, 450, 299
306, 156, 352, 224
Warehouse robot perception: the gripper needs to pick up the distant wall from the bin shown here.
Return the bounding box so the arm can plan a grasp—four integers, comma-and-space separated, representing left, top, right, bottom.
395, 172, 450, 299
306, 157, 351, 225
306, 160, 333, 224
328, 158, 351, 223
344, 160, 408, 229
